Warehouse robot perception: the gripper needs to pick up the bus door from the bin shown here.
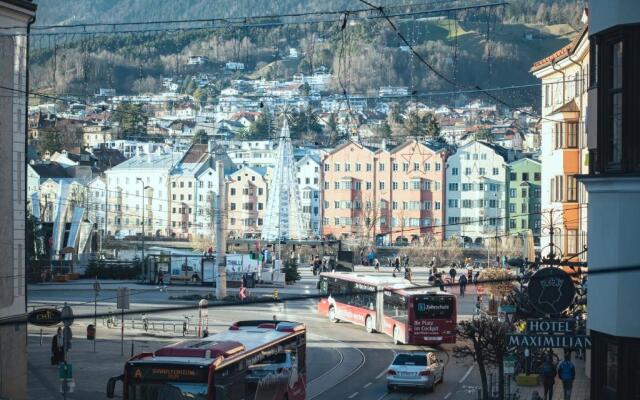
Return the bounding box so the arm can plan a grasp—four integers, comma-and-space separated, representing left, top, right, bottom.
375, 285, 384, 332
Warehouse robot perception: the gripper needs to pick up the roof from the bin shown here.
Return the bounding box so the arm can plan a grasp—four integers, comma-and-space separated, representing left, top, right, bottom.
531, 26, 588, 72
29, 162, 70, 179
110, 152, 181, 171
181, 144, 209, 164
2, 0, 37, 12
321, 272, 410, 287
128, 321, 304, 367
550, 99, 580, 115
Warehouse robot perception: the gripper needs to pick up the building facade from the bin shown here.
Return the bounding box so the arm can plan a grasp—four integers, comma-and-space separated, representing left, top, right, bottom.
583, 1, 640, 398
532, 26, 590, 261
445, 141, 513, 245
0, 1, 36, 398
296, 155, 321, 238
322, 139, 446, 245
226, 166, 268, 239
506, 157, 542, 245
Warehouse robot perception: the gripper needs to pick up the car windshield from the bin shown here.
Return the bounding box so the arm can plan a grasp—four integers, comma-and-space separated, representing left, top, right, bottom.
392, 354, 427, 366
129, 382, 207, 400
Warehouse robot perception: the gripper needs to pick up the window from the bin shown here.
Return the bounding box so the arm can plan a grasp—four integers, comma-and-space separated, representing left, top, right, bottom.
324, 181, 329, 190
448, 199, 458, 208
448, 183, 459, 191
402, 182, 409, 190
465, 167, 471, 176
366, 163, 372, 172
392, 163, 398, 171
334, 163, 340, 172
172, 194, 176, 200
258, 203, 263, 210
413, 162, 420, 171
334, 201, 340, 209
354, 182, 361, 190
424, 163, 431, 171
324, 164, 329, 171
423, 201, 431, 210
345, 163, 351, 172
452, 167, 459, 176
435, 201, 441, 210
392, 201, 398, 210
521, 188, 527, 197
554, 123, 564, 149
510, 219, 516, 229
435, 182, 441, 191
355, 163, 361, 172
462, 199, 473, 208
567, 122, 578, 148
379, 163, 385, 171
423, 181, 431, 191
258, 188, 264, 196
489, 199, 497, 208
334, 182, 339, 190
479, 168, 486, 176
509, 203, 515, 213
435, 163, 441, 171
392, 182, 398, 190
366, 182, 372, 190
493, 168, 499, 176
534, 172, 541, 181
510, 172, 517, 181
230, 188, 236, 196
481, 154, 487, 160
510, 188, 517, 198
402, 163, 409, 172
567, 176, 578, 202
230, 203, 236, 210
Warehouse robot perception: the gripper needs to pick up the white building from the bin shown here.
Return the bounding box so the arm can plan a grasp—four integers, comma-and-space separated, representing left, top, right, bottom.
445, 141, 515, 245
0, 2, 36, 396
226, 140, 277, 169
295, 155, 322, 237
105, 152, 181, 237
87, 176, 107, 233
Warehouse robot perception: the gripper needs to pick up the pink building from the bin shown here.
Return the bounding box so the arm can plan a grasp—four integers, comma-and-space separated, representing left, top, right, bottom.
322, 139, 446, 244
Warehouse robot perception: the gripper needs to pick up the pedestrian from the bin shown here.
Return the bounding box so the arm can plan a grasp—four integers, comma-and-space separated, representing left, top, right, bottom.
557, 356, 575, 400
474, 270, 480, 285
475, 295, 482, 315
467, 267, 473, 281
449, 266, 457, 283
51, 327, 64, 365
394, 257, 401, 273
459, 273, 468, 297
374, 259, 380, 272
360, 249, 365, 265
435, 277, 445, 291
541, 355, 557, 400
158, 271, 164, 286
403, 254, 409, 268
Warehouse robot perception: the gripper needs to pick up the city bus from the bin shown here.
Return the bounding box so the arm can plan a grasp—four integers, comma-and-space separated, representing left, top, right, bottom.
108, 320, 306, 400
317, 272, 456, 345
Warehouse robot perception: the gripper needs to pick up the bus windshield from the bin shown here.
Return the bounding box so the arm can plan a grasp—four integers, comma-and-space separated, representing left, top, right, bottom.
128, 382, 208, 400
413, 295, 454, 319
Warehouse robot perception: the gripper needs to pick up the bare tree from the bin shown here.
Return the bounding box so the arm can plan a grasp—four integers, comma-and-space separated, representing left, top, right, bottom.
453, 316, 510, 400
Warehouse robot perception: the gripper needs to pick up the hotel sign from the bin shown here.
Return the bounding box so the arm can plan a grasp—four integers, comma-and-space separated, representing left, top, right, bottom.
526, 319, 576, 334
507, 334, 591, 349
527, 267, 575, 315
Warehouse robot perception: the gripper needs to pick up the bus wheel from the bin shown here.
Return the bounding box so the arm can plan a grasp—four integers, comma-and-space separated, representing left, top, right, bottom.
328, 307, 338, 323
365, 316, 374, 333
393, 325, 401, 345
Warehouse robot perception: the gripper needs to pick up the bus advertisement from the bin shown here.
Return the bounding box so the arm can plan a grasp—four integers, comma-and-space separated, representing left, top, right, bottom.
317, 272, 456, 345
108, 320, 306, 400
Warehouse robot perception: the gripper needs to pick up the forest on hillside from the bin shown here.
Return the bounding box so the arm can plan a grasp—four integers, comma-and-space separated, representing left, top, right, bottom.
29, 0, 586, 105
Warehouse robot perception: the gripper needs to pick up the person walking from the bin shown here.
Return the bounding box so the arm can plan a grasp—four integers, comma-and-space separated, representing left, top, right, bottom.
541, 355, 557, 400
435, 276, 445, 291
394, 257, 401, 273
459, 273, 468, 297
473, 270, 480, 285
158, 271, 164, 286
374, 259, 380, 272
51, 327, 64, 365
449, 266, 457, 283
557, 356, 576, 400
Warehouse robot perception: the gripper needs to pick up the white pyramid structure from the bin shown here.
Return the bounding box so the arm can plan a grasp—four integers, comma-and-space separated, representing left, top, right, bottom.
261, 119, 307, 241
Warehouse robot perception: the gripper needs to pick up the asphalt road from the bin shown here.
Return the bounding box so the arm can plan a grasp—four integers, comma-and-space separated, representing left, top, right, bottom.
27, 268, 485, 400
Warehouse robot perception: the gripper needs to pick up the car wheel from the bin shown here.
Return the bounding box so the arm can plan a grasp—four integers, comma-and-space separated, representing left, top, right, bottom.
387, 384, 394, 392
328, 307, 338, 323
365, 315, 374, 333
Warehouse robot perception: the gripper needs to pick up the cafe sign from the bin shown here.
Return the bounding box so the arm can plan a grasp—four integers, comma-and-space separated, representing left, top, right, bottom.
27, 308, 62, 326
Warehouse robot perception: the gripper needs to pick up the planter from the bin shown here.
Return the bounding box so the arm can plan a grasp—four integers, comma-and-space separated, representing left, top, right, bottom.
516, 373, 539, 386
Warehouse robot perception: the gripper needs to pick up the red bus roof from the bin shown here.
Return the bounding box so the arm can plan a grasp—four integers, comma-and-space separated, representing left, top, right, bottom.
320, 271, 411, 286
129, 321, 305, 367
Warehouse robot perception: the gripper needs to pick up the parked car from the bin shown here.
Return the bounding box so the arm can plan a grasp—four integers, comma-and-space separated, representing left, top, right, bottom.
386, 352, 444, 392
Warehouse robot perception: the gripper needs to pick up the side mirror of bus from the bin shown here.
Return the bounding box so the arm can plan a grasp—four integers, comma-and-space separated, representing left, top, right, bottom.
106, 375, 122, 398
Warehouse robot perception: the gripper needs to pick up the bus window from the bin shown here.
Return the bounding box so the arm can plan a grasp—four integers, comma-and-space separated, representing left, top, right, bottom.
414, 295, 453, 319
383, 291, 408, 323
129, 382, 208, 400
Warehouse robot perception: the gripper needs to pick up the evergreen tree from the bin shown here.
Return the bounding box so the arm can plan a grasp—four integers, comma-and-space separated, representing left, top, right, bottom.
192, 129, 208, 144
248, 108, 273, 139
110, 103, 148, 139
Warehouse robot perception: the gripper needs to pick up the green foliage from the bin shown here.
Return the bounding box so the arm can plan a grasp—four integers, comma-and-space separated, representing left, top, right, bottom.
110, 103, 148, 138
40, 131, 64, 154
377, 121, 392, 138
248, 108, 273, 139
402, 111, 440, 138
192, 129, 208, 144
476, 128, 493, 141
282, 259, 301, 284
289, 107, 323, 139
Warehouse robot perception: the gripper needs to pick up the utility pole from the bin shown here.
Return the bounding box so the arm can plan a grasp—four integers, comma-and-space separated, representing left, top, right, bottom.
215, 160, 227, 299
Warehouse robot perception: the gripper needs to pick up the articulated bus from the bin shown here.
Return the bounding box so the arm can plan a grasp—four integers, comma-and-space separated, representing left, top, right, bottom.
108, 320, 306, 400
317, 272, 457, 345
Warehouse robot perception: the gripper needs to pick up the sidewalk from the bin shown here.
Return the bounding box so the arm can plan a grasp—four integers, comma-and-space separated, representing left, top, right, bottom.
515, 355, 590, 400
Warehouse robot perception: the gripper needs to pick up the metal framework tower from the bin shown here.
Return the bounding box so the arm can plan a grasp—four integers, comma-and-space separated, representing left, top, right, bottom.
261, 119, 306, 241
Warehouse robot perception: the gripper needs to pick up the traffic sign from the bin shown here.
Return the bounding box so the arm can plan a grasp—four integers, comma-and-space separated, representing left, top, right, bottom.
59, 363, 73, 379
239, 287, 247, 300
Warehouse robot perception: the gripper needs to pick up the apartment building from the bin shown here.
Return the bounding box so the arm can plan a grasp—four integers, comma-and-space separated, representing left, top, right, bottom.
506, 157, 542, 244
322, 139, 446, 245
226, 166, 268, 239
0, 1, 36, 398
295, 155, 321, 238
445, 141, 515, 244
105, 152, 178, 237
87, 176, 107, 233
582, 1, 640, 396
531, 23, 589, 260
82, 124, 113, 148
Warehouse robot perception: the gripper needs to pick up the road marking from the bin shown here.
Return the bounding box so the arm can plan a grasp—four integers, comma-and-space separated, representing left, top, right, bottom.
444, 392, 452, 399
459, 364, 475, 383
348, 392, 359, 398
375, 393, 389, 400
363, 382, 372, 388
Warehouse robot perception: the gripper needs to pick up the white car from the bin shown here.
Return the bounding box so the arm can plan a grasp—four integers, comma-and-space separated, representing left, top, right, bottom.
386, 352, 444, 392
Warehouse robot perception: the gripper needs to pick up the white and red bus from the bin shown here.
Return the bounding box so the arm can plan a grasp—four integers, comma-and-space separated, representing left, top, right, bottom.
317, 272, 456, 345
109, 320, 306, 400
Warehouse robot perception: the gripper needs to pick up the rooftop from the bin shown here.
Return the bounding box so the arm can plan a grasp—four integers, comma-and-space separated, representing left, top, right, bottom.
110, 152, 181, 171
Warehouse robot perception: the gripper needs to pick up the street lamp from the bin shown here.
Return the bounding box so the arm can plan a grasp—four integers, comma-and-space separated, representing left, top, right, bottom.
137, 178, 151, 275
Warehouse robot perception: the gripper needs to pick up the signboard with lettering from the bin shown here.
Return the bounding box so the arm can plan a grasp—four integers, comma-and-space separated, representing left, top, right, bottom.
527, 267, 575, 315
526, 319, 575, 334
28, 308, 62, 326
127, 364, 209, 382
507, 334, 591, 349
